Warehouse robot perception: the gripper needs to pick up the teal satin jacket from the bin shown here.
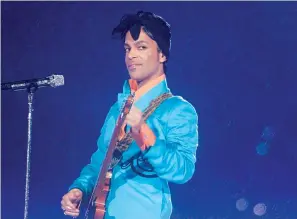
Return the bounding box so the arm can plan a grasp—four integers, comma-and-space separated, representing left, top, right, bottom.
69, 77, 199, 219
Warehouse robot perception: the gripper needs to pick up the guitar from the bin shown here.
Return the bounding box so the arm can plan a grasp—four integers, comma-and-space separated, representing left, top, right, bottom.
75, 93, 135, 219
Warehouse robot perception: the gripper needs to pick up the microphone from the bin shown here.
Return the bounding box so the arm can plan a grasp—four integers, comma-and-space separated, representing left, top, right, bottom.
1, 74, 64, 91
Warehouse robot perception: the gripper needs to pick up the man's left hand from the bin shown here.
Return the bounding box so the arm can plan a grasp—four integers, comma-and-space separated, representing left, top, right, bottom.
125, 106, 144, 134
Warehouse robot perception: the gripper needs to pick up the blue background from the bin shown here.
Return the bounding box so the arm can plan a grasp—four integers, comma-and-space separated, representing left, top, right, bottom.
2, 1, 297, 219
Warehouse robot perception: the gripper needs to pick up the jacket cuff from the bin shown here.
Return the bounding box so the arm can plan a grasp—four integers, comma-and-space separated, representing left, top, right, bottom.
131, 123, 156, 151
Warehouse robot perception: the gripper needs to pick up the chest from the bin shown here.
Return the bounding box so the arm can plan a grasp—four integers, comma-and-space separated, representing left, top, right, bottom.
102, 102, 170, 160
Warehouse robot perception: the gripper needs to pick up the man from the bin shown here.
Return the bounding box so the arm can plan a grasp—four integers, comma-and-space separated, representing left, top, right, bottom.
61, 11, 199, 219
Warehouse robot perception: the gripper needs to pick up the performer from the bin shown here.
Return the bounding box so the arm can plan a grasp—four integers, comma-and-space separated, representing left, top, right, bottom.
61, 11, 199, 219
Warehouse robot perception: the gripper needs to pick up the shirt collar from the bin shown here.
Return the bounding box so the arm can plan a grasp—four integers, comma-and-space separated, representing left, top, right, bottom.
128, 74, 166, 102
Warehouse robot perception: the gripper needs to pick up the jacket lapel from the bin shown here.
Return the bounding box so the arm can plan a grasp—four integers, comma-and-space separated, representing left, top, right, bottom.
118, 78, 170, 112
133, 79, 170, 112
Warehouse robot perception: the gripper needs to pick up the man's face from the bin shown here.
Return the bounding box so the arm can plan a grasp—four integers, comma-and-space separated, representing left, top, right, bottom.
124, 28, 166, 82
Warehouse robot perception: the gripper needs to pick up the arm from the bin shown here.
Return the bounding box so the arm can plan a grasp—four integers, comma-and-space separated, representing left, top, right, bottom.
68, 104, 117, 197
140, 100, 199, 184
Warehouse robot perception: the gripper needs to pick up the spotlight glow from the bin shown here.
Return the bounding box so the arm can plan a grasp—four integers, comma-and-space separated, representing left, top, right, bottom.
253, 203, 267, 216
236, 198, 249, 211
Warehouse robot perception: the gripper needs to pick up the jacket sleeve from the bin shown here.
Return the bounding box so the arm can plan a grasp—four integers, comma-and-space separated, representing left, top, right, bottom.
68, 104, 116, 197
143, 100, 199, 184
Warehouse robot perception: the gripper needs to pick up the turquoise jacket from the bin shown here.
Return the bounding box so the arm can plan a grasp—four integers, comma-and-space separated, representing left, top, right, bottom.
69, 78, 199, 219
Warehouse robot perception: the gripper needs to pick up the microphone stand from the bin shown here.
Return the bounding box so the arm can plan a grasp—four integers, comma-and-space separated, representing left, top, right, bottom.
24, 84, 38, 219
2, 74, 64, 219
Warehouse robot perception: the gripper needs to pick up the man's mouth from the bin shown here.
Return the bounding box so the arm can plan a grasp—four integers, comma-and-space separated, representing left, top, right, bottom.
128, 64, 142, 70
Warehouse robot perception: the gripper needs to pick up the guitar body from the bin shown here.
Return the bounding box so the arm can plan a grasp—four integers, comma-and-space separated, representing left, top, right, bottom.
77, 93, 135, 219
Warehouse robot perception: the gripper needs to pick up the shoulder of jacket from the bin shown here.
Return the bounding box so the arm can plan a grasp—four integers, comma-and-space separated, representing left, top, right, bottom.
163, 94, 197, 113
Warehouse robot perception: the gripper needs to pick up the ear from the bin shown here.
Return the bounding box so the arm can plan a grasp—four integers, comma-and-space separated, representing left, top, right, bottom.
159, 52, 167, 63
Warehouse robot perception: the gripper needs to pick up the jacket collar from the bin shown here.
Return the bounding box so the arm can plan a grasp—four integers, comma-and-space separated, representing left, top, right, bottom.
117, 74, 170, 113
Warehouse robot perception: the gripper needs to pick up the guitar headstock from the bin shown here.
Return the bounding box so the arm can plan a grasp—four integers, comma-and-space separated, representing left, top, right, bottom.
119, 92, 135, 121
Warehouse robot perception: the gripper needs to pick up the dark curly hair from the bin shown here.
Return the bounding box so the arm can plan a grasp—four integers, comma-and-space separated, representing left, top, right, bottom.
112, 11, 172, 68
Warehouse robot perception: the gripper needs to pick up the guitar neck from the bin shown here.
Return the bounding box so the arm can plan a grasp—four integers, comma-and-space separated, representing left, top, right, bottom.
87, 94, 134, 219
95, 114, 124, 192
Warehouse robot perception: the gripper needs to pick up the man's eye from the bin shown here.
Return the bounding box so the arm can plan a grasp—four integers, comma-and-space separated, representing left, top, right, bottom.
138, 46, 147, 50
124, 48, 130, 52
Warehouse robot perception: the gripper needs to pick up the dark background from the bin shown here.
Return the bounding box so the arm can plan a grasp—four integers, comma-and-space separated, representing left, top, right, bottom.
2, 2, 297, 219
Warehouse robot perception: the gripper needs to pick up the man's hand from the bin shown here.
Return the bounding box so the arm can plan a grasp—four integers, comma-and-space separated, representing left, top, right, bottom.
125, 106, 144, 134
61, 188, 82, 217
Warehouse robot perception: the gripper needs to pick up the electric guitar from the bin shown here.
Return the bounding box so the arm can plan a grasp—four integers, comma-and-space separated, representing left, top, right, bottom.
75, 93, 135, 219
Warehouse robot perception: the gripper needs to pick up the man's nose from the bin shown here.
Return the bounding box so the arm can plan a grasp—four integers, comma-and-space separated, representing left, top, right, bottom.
128, 48, 138, 59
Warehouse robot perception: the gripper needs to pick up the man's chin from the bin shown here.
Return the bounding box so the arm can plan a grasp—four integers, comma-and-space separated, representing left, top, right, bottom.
128, 72, 143, 81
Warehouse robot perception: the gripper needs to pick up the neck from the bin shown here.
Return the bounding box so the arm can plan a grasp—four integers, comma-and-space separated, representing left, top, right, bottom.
138, 71, 164, 89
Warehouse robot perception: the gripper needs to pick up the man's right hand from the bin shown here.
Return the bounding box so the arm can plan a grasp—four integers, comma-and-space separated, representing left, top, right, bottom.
61, 188, 83, 217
